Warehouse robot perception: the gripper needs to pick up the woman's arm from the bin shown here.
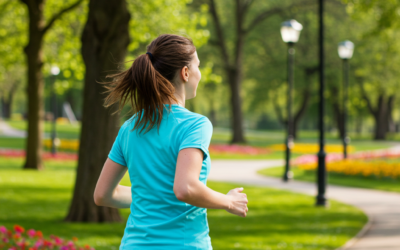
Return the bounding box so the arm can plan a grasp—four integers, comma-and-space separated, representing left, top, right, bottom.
174, 148, 248, 217
94, 158, 132, 209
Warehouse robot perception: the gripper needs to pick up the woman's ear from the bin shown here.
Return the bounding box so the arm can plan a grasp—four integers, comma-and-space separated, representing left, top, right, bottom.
180, 66, 189, 83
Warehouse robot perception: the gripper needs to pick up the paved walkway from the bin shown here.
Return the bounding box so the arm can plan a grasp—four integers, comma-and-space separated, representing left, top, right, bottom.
0, 120, 26, 137
0, 120, 50, 138
208, 159, 400, 250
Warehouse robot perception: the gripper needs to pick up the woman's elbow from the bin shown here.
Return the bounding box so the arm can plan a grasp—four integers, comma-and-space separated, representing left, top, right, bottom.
94, 191, 106, 206
174, 185, 191, 202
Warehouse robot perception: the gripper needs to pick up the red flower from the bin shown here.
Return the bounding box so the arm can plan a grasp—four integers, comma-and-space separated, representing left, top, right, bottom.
13, 225, 25, 233
35, 231, 43, 238
12, 233, 21, 240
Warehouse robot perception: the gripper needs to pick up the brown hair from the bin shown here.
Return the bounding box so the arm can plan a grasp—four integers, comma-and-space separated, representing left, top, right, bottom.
102, 34, 196, 135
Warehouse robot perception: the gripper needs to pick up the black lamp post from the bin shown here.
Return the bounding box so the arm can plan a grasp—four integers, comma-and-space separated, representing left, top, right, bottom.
338, 40, 354, 159
280, 19, 303, 182
316, 0, 327, 207
50, 66, 60, 155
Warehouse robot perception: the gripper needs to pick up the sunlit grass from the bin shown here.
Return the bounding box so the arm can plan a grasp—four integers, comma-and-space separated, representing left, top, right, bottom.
0, 157, 367, 249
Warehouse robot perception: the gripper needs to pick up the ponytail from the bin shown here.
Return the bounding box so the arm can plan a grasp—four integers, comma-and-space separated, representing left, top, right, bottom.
102, 34, 196, 135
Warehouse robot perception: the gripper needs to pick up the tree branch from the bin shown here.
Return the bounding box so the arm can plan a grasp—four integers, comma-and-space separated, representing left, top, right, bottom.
245, 0, 315, 33
42, 0, 83, 34
208, 0, 230, 64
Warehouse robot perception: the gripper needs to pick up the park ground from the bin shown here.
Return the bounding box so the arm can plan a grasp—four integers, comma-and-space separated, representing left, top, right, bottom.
2, 120, 399, 249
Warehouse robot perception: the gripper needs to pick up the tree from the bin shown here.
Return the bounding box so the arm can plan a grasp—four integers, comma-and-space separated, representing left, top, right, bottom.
20, 0, 83, 170
343, 0, 400, 139
64, 0, 130, 222
205, 0, 317, 143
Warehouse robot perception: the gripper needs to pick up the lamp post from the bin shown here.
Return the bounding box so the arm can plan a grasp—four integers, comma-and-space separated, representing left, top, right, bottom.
316, 0, 327, 207
338, 40, 354, 159
50, 66, 60, 155
280, 19, 303, 182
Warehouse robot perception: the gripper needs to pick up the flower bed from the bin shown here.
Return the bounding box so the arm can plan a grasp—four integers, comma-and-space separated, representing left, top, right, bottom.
293, 148, 400, 180
209, 144, 270, 155
0, 149, 77, 161
0, 225, 94, 250
268, 143, 355, 154
298, 160, 400, 179
43, 139, 79, 151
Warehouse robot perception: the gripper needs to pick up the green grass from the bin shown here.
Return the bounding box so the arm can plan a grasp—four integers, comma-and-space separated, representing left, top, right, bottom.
0, 157, 367, 250
258, 166, 400, 193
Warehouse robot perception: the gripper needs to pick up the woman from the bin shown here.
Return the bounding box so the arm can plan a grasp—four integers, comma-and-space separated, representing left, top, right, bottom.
94, 34, 248, 249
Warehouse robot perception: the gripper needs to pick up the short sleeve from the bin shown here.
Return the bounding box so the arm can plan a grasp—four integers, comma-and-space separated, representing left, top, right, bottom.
108, 127, 127, 167
178, 117, 213, 161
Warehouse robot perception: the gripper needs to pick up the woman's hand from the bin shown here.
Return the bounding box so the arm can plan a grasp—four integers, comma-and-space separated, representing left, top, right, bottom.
225, 187, 248, 217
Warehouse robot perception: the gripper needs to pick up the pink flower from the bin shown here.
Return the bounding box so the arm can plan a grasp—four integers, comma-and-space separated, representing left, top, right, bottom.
54, 236, 63, 245
0, 226, 7, 234
2, 237, 9, 243
27, 229, 36, 238
34, 239, 43, 247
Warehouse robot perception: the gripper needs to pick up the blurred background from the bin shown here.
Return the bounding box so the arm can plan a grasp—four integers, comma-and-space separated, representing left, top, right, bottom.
0, 0, 399, 249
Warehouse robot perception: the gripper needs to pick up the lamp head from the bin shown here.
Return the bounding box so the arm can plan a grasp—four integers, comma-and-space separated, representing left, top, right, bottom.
338, 40, 354, 59
280, 19, 303, 43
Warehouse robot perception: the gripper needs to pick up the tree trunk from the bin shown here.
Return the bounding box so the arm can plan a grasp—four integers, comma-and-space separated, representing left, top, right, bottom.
387, 95, 395, 133
21, 0, 83, 170
64, 0, 130, 222
330, 85, 344, 139
293, 88, 311, 139
209, 99, 217, 126
1, 96, 11, 119
227, 68, 245, 143
22, 0, 45, 170
359, 81, 390, 140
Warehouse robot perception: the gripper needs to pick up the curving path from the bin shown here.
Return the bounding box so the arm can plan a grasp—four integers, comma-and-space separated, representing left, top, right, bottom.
208, 159, 400, 250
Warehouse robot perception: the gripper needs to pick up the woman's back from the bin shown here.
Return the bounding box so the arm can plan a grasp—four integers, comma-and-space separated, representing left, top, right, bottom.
108, 104, 213, 249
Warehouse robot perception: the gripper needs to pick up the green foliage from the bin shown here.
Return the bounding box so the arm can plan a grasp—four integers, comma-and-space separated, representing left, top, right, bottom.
0, 1, 27, 90
126, 0, 210, 56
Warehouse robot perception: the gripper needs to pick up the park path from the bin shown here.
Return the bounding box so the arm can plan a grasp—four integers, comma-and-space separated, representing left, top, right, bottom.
208, 159, 400, 250
0, 120, 26, 137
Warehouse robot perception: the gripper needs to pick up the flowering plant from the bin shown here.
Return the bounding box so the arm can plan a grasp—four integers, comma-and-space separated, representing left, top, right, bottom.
298, 160, 400, 179
268, 143, 355, 154
209, 144, 270, 155
0, 225, 95, 250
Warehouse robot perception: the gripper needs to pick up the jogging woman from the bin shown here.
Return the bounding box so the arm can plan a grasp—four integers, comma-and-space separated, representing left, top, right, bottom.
94, 34, 248, 249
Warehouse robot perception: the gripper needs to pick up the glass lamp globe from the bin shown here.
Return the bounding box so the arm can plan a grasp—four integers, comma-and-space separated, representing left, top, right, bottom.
51, 66, 60, 76
280, 19, 303, 43
338, 40, 354, 59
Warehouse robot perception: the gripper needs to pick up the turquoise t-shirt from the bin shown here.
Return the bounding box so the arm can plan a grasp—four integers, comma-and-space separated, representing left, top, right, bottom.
108, 104, 213, 250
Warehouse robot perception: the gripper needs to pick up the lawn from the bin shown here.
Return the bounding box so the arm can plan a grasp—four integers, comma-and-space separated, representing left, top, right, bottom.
0, 157, 367, 250
258, 166, 400, 193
